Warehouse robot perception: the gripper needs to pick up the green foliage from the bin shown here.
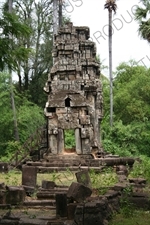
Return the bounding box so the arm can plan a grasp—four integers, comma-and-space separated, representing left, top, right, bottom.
130, 155, 150, 182
119, 185, 134, 217
135, 0, 150, 43
0, 72, 45, 157
100, 74, 110, 114
0, 73, 14, 153
17, 99, 45, 143
109, 211, 150, 225
28, 72, 48, 108
113, 62, 150, 124
102, 119, 150, 157
0, 11, 31, 71
3, 141, 21, 160
90, 168, 117, 194
102, 61, 150, 157
64, 130, 75, 149
11, 0, 53, 94
102, 119, 138, 156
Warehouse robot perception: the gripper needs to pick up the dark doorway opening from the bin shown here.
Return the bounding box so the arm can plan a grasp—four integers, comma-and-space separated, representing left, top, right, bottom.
47, 107, 56, 113
65, 97, 71, 107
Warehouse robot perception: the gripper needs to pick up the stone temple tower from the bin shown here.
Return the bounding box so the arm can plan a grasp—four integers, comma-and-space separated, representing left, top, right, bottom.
44, 22, 103, 155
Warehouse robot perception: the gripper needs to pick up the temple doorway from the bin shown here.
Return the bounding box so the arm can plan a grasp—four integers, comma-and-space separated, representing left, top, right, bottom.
64, 129, 76, 153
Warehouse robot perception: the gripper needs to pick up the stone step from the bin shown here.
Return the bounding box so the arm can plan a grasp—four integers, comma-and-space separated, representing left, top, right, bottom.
23, 199, 55, 207
0, 216, 68, 225
129, 178, 147, 185
37, 193, 56, 200
37, 160, 102, 167
40, 187, 69, 192
26, 160, 87, 167
37, 166, 105, 173
37, 190, 68, 200
16, 218, 63, 225
44, 154, 82, 161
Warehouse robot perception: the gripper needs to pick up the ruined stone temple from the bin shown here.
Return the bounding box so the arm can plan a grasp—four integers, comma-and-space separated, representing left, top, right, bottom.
44, 22, 103, 155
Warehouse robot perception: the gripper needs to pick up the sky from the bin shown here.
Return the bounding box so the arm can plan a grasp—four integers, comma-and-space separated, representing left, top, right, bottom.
65, 0, 150, 74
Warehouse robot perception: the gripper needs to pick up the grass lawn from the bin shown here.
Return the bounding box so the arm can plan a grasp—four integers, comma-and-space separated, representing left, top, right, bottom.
0, 169, 77, 186
0, 168, 118, 187
109, 210, 150, 225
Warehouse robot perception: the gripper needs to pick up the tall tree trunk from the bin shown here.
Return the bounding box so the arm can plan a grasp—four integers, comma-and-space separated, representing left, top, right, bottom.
9, 0, 20, 141
108, 9, 113, 126
59, 0, 62, 28
9, 71, 20, 141
17, 63, 22, 91
24, 60, 29, 90
53, 0, 58, 37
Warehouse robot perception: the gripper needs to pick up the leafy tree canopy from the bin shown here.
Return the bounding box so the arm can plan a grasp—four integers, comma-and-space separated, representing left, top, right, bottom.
135, 0, 150, 43
113, 61, 150, 124
101, 60, 150, 156
0, 11, 31, 71
0, 72, 45, 156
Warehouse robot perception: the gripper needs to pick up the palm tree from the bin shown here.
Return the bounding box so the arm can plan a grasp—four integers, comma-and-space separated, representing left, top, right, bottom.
135, 0, 150, 43
104, 0, 117, 127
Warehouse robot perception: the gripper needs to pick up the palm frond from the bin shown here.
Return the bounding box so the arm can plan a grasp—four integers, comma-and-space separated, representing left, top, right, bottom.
139, 19, 150, 42
104, 0, 117, 13
135, 7, 148, 20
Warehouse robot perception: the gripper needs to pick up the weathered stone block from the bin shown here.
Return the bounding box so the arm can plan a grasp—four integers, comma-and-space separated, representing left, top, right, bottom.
56, 193, 67, 217
67, 182, 92, 203
74, 200, 112, 225
67, 203, 77, 220
82, 139, 91, 154
81, 128, 90, 139
6, 186, 25, 205
42, 180, 55, 189
75, 170, 91, 188
0, 190, 6, 204
129, 178, 146, 185
80, 115, 90, 125
22, 166, 37, 187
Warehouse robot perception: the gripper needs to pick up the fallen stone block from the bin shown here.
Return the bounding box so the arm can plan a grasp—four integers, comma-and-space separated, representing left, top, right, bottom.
75, 170, 91, 188
128, 196, 150, 210
67, 182, 92, 203
5, 186, 25, 205
74, 200, 110, 225
42, 180, 56, 189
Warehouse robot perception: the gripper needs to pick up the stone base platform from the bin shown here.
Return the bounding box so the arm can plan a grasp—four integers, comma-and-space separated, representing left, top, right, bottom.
25, 153, 135, 172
